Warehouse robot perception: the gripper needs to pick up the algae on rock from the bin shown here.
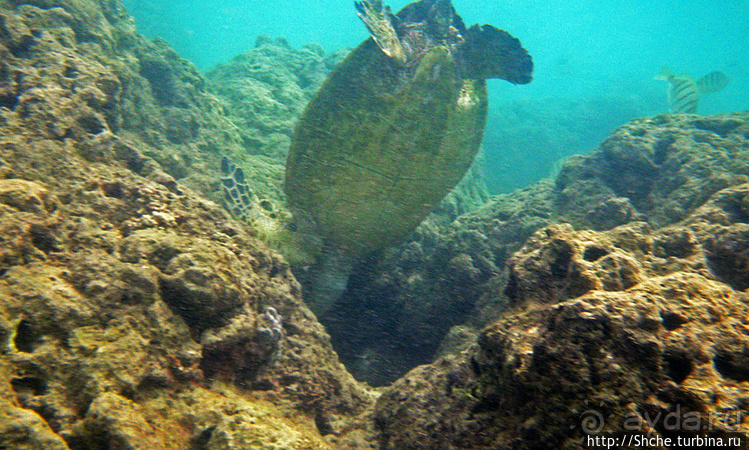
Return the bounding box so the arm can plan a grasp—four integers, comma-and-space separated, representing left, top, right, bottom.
0, 0, 376, 447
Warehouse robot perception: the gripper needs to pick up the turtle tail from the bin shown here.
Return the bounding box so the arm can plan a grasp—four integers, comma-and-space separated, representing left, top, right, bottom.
304, 246, 356, 316
461, 24, 533, 84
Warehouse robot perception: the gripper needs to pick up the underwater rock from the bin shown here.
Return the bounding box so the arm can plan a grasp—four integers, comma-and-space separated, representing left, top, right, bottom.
375, 248, 749, 448
0, 179, 57, 215
555, 113, 749, 230
66, 392, 166, 448
504, 222, 648, 306
0, 163, 372, 444
4, 0, 749, 446
200, 306, 286, 389
0, 0, 374, 447
0, 405, 69, 449
206, 36, 347, 161
0, 0, 252, 206
704, 224, 749, 290
369, 139, 749, 444
686, 182, 749, 291
323, 181, 554, 385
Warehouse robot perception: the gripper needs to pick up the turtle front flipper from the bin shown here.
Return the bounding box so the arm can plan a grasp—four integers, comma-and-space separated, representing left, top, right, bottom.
220, 156, 254, 220
355, 0, 407, 64
462, 24, 533, 84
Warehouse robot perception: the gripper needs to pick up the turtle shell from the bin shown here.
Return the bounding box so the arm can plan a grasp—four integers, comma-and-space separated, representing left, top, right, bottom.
285, 38, 487, 257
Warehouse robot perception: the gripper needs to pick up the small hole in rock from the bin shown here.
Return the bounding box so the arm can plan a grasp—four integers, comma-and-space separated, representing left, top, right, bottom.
0, 92, 19, 110
11, 376, 48, 396
29, 223, 59, 253
660, 311, 689, 331
8, 34, 34, 58
191, 426, 215, 449
663, 350, 693, 384
63, 65, 79, 78
714, 351, 749, 382
653, 135, 675, 165
101, 181, 125, 199
583, 246, 608, 262
77, 115, 106, 135
14, 319, 42, 353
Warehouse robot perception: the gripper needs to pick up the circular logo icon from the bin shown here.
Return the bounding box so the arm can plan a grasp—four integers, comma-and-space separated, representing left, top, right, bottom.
580, 409, 604, 434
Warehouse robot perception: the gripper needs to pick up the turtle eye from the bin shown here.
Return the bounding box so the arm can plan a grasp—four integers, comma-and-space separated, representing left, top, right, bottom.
259, 200, 274, 212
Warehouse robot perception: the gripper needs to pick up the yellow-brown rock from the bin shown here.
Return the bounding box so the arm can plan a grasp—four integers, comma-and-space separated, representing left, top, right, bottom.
0, 0, 375, 447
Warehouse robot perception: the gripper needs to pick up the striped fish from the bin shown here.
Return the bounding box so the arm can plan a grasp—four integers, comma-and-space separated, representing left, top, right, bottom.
656, 66, 731, 114
697, 70, 730, 94
656, 66, 699, 113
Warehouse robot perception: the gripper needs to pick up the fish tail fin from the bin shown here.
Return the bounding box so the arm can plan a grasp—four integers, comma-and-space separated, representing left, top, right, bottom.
655, 65, 673, 81
696, 70, 730, 94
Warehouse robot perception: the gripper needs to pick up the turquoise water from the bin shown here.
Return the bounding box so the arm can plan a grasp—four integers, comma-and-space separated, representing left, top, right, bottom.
122, 0, 748, 106
123, 0, 749, 192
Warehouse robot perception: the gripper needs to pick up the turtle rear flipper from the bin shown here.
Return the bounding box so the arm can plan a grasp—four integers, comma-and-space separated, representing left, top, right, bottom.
462, 24, 533, 84
355, 0, 407, 64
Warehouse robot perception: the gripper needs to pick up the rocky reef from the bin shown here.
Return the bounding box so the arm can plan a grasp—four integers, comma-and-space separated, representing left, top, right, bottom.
1, 0, 749, 448
373, 179, 749, 447
348, 113, 749, 446
0, 0, 374, 447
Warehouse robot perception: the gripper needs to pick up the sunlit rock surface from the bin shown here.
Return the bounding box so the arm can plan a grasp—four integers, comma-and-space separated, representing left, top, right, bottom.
0, 1, 374, 447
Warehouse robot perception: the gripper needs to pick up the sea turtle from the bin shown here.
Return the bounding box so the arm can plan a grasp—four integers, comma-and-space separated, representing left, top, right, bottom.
285, 0, 532, 312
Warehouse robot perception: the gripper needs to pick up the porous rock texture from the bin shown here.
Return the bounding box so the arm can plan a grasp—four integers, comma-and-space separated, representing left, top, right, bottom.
371, 115, 749, 448
555, 114, 749, 230
0, 0, 375, 448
